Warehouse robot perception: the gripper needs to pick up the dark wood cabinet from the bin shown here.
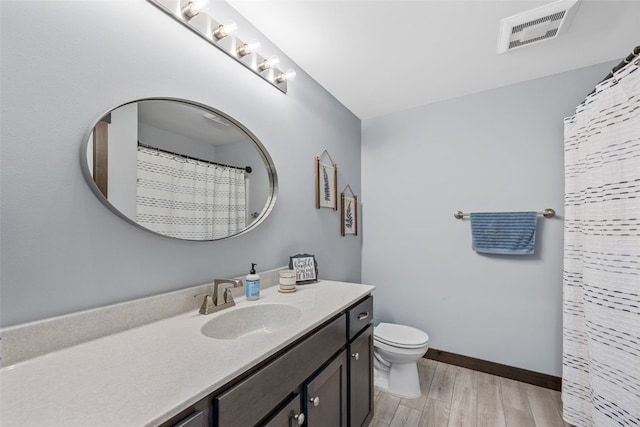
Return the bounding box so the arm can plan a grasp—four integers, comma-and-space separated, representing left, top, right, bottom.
348, 325, 374, 427
304, 351, 348, 426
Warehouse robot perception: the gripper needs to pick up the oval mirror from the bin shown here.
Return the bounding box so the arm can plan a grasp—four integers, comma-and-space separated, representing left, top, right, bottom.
80, 98, 277, 241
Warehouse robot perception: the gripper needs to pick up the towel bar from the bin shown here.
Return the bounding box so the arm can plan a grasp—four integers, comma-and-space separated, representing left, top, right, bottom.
453, 208, 555, 219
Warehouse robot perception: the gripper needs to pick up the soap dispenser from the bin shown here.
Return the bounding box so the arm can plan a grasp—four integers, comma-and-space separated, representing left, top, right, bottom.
245, 263, 260, 301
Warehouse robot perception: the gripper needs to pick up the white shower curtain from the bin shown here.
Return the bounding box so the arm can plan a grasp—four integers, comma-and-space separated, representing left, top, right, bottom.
563, 60, 640, 426
136, 146, 247, 240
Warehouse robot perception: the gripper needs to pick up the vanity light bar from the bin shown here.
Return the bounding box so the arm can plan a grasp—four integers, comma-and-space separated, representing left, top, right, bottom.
147, 0, 295, 94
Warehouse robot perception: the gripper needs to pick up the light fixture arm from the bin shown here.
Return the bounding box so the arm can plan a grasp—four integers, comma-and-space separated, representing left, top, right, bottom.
147, 0, 294, 94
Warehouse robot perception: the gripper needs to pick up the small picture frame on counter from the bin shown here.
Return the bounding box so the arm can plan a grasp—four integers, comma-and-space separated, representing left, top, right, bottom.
289, 254, 318, 284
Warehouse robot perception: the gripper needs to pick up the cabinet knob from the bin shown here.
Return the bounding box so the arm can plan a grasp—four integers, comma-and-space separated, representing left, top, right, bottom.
309, 396, 320, 407
351, 352, 359, 361
292, 412, 305, 426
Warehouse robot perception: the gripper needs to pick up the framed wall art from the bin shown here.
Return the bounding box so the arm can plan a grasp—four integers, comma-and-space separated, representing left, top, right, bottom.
289, 253, 318, 284
315, 150, 337, 210
341, 185, 358, 236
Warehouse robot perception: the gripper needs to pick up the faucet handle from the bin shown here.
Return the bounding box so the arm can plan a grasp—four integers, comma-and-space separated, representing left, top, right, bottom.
213, 279, 243, 305
224, 288, 235, 304
196, 294, 215, 315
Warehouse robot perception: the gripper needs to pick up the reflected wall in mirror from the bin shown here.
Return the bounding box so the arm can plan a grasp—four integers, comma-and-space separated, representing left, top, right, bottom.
81, 98, 277, 241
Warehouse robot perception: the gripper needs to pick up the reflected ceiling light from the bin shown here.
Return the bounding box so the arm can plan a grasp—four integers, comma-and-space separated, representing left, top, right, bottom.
181, 0, 208, 19
148, 0, 294, 94
275, 69, 297, 84
212, 21, 238, 40
203, 112, 230, 127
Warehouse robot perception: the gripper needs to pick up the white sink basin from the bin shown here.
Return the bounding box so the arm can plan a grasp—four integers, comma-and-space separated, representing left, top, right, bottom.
200, 303, 303, 340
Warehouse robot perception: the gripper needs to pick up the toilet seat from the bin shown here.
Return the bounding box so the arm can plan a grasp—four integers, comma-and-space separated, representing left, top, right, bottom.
374, 323, 429, 349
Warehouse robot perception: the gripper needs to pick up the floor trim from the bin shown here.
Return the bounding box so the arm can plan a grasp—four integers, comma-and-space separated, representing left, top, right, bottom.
425, 348, 562, 391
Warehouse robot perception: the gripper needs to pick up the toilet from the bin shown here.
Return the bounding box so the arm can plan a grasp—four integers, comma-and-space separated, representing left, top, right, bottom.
373, 322, 430, 398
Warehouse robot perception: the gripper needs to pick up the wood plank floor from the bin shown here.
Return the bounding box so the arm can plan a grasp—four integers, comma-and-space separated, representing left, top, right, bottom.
371, 359, 574, 427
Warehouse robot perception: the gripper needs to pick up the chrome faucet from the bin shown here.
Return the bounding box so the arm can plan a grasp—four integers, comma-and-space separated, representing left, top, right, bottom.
196, 278, 243, 315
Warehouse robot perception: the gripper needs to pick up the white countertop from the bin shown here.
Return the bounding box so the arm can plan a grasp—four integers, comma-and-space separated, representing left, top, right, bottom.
0, 281, 374, 427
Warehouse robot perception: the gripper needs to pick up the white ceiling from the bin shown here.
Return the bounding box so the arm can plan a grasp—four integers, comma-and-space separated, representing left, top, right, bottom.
138, 100, 248, 145
226, 0, 640, 120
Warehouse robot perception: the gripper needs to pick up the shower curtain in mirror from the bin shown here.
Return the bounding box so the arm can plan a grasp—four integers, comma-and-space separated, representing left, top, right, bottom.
136, 146, 247, 240
563, 59, 639, 426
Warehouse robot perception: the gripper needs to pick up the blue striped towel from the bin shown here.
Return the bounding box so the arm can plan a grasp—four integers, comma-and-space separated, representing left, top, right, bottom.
470, 211, 538, 255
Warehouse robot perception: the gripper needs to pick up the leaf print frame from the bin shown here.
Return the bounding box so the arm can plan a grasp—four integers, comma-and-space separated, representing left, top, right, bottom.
341, 185, 358, 236
315, 151, 337, 210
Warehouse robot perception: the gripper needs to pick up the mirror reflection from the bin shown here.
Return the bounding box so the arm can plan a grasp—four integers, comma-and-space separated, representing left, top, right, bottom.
82, 98, 277, 241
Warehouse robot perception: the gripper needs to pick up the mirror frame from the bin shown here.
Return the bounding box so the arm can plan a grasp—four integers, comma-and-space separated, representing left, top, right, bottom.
80, 97, 278, 241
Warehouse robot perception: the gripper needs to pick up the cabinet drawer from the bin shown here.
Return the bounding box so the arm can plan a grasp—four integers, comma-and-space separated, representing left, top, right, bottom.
347, 296, 373, 339
215, 314, 347, 426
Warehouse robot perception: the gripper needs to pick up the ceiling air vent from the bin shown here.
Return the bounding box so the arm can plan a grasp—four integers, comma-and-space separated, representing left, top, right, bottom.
497, 0, 581, 53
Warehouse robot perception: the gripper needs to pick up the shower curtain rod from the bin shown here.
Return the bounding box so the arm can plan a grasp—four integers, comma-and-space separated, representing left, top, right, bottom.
588, 45, 640, 96
137, 142, 252, 173
453, 208, 556, 219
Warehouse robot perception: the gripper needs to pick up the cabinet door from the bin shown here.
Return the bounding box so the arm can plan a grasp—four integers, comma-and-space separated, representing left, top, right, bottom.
349, 325, 373, 427
263, 394, 305, 427
304, 351, 347, 426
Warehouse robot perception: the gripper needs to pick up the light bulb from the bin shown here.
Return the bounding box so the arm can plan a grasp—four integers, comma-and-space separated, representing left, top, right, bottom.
182, 0, 209, 19
237, 39, 261, 57
212, 21, 238, 40
275, 69, 296, 83
258, 55, 280, 71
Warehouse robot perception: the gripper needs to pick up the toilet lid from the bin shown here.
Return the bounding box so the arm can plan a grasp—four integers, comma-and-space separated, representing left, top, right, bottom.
375, 323, 429, 348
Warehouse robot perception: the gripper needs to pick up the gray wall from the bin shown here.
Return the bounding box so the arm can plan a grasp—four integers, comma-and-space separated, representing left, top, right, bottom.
0, 0, 362, 327
361, 61, 615, 376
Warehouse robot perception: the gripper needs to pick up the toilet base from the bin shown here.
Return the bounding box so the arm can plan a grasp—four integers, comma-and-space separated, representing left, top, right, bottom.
374, 361, 421, 398
373, 366, 389, 390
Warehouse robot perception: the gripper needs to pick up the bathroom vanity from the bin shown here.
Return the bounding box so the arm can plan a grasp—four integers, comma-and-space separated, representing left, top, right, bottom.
164, 294, 373, 427
0, 280, 374, 426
